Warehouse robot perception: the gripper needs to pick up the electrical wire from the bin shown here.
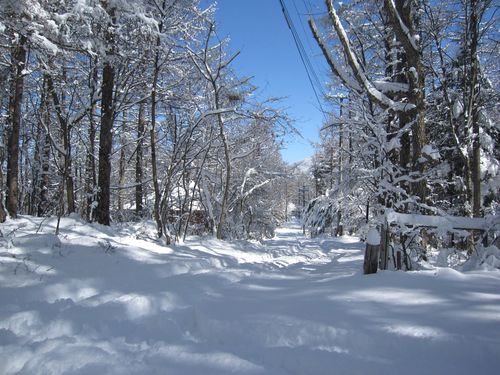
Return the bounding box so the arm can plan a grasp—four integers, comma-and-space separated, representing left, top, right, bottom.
292, 0, 326, 98
278, 0, 327, 118
280, 0, 325, 99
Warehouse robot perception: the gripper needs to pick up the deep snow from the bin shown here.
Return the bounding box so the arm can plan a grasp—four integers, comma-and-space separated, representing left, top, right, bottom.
1, 216, 499, 374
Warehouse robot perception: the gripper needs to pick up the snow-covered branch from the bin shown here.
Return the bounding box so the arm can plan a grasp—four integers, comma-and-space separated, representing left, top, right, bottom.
310, 0, 415, 112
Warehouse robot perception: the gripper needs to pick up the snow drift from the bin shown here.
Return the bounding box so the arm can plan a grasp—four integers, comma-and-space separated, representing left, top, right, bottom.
1, 215, 499, 374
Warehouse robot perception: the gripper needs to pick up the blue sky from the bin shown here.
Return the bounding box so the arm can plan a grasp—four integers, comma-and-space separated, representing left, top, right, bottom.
203, 0, 330, 164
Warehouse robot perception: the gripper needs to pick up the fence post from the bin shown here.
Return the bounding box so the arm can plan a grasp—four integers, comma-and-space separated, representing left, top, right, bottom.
364, 228, 380, 274
379, 224, 389, 270
396, 251, 402, 270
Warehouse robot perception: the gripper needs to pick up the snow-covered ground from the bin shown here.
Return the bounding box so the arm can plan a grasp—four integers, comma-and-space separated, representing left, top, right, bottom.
1, 216, 499, 374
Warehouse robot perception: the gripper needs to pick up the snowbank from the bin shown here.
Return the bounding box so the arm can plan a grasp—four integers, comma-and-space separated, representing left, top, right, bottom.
1, 216, 499, 374
461, 246, 500, 272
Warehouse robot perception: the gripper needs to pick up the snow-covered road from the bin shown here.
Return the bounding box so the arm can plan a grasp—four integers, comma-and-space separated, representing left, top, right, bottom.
1, 216, 500, 374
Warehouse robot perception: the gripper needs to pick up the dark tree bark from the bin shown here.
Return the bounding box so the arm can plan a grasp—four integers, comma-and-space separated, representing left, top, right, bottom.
96, 2, 116, 225
38, 131, 51, 217
20, 130, 29, 213
467, 0, 481, 217
5, 35, 27, 218
151, 37, 164, 239
31, 95, 44, 215
38, 76, 51, 216
96, 62, 115, 225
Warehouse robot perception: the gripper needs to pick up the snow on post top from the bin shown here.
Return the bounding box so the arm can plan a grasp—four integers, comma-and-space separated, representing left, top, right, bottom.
366, 228, 381, 246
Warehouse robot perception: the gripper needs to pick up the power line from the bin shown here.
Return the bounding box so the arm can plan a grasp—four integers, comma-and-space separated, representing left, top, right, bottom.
280, 0, 325, 99
278, 0, 327, 117
293, 0, 314, 53
302, 0, 313, 14
292, 0, 326, 96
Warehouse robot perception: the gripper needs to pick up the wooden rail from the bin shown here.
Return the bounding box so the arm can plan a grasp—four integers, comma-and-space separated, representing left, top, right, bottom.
363, 212, 499, 274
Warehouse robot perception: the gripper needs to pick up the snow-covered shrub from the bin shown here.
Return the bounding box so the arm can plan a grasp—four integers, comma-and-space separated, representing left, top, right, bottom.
461, 246, 500, 271
303, 195, 334, 237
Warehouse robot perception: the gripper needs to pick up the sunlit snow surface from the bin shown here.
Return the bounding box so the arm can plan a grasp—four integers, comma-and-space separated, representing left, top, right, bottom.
1, 216, 499, 374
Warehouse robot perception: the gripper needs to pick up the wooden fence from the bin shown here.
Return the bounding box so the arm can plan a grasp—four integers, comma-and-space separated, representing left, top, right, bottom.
363, 212, 499, 274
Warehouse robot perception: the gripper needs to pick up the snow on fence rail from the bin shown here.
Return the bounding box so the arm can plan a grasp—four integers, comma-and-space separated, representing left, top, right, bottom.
385, 212, 499, 231
363, 212, 499, 274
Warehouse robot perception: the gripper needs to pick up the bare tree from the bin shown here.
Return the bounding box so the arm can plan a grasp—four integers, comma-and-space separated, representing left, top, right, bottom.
309, 0, 428, 208
189, 23, 240, 239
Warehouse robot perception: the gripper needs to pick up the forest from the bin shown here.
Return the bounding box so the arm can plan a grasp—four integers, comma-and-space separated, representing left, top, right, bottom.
1, 0, 498, 254
1, 0, 294, 243
304, 0, 499, 266
1, 1, 500, 374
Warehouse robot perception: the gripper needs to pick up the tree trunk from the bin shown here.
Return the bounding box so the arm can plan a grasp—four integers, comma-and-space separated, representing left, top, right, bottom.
311, 1, 428, 210
117, 114, 127, 213
385, 0, 428, 204
96, 4, 116, 225
135, 100, 145, 217
96, 61, 115, 225
31, 85, 46, 216
38, 76, 51, 216
86, 56, 98, 221
61, 68, 75, 214
46, 72, 76, 214
63, 131, 75, 214
468, 0, 481, 218
118, 149, 125, 212
19, 131, 30, 214
211, 74, 231, 239
6, 35, 27, 218
215, 102, 231, 240
151, 49, 164, 239
38, 130, 51, 216
150, 2, 168, 240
